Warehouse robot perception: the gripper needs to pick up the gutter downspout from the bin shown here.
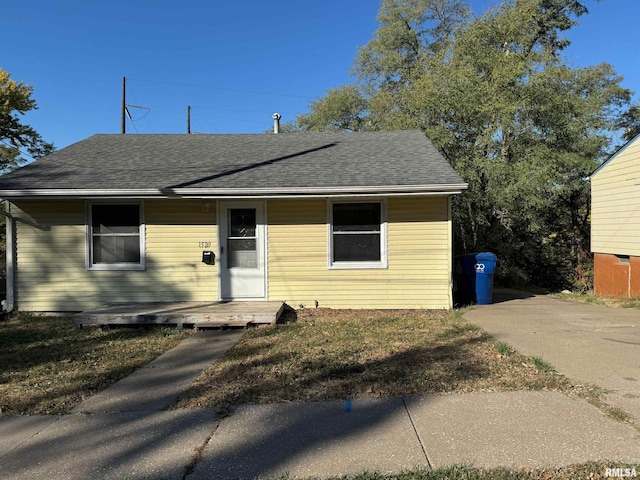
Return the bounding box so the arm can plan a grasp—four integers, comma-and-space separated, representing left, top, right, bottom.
0, 201, 15, 314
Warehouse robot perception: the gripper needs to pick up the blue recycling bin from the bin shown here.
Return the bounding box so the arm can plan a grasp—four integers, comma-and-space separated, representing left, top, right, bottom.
454, 252, 497, 305
474, 252, 497, 305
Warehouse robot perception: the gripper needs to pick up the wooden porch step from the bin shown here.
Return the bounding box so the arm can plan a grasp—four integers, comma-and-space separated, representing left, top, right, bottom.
75, 301, 285, 328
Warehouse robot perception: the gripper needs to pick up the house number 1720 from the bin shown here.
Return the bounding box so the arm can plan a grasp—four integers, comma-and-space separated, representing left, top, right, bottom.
198, 242, 212, 248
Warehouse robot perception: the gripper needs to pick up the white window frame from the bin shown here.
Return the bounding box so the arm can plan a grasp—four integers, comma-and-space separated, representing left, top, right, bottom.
327, 198, 388, 269
85, 200, 146, 271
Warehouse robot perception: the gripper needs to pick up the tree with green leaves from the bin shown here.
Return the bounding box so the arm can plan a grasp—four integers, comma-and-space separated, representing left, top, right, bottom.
616, 102, 640, 143
414, 1, 629, 288
294, 0, 634, 291
0, 68, 54, 277
297, 85, 370, 132
354, 0, 470, 88
0, 68, 54, 173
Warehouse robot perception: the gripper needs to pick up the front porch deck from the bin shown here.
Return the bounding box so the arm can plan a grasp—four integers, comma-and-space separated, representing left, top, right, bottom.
74, 301, 286, 328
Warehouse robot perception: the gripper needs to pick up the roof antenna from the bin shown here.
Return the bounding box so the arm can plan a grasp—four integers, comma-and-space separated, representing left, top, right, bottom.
272, 113, 281, 134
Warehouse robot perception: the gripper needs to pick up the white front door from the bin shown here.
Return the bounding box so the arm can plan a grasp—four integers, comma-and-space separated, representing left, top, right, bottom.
219, 201, 266, 300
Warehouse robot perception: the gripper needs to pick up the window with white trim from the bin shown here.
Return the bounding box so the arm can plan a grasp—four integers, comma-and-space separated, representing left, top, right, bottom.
330, 201, 387, 268
88, 203, 144, 270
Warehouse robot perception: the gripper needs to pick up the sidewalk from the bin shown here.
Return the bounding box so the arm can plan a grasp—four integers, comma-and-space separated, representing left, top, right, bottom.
1, 392, 638, 480
0, 329, 244, 480
1, 306, 640, 480
0, 410, 217, 480
189, 392, 640, 480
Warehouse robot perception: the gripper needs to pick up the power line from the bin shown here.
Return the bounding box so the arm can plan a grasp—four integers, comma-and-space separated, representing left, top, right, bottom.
132, 105, 297, 117
0, 139, 36, 163
127, 77, 317, 100
125, 82, 151, 133
120, 76, 301, 133
190, 105, 298, 116
192, 112, 267, 126
191, 113, 214, 133
124, 106, 288, 131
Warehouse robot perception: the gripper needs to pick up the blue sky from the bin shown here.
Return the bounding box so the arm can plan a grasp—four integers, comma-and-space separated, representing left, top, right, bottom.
4, 0, 639, 154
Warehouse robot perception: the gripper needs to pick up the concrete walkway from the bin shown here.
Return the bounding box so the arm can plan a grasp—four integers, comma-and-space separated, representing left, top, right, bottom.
189, 392, 640, 480
0, 329, 243, 480
465, 289, 640, 422
72, 329, 244, 413
1, 299, 640, 479
2, 392, 638, 480
0, 410, 218, 480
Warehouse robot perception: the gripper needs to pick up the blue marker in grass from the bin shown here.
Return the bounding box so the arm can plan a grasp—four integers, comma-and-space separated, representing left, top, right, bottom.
345, 399, 352, 413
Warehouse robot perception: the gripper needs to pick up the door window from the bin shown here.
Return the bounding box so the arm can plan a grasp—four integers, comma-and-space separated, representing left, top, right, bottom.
227, 208, 258, 268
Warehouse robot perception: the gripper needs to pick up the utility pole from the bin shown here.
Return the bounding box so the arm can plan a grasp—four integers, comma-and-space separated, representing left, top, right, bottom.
121, 77, 126, 134
187, 105, 191, 134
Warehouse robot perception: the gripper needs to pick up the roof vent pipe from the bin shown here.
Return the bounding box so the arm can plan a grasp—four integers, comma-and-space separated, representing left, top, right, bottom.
272, 113, 281, 134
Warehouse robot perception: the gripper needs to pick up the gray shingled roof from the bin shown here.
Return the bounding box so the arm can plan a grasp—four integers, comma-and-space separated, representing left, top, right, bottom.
0, 131, 467, 197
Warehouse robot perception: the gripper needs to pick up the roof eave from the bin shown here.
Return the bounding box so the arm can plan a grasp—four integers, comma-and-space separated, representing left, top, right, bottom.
0, 184, 469, 200
590, 131, 640, 179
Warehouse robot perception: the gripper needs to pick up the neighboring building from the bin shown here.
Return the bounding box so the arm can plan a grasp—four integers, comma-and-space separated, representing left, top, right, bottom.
591, 133, 640, 297
0, 131, 467, 312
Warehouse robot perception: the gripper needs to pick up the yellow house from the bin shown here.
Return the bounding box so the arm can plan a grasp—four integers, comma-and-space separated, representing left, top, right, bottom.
591, 133, 640, 298
0, 131, 467, 312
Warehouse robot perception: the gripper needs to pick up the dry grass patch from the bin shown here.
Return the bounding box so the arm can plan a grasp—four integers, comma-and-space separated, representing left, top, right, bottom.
285, 462, 640, 479
0, 313, 189, 415
554, 291, 640, 309
175, 309, 571, 414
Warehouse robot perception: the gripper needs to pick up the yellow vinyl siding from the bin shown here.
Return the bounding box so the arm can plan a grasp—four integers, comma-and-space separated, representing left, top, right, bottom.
592, 136, 640, 256
267, 197, 452, 309
11, 195, 452, 311
144, 199, 217, 300
11, 199, 217, 311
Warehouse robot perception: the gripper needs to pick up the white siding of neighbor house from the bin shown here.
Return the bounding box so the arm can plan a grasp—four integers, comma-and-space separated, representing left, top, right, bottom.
592, 135, 640, 257
11, 199, 218, 311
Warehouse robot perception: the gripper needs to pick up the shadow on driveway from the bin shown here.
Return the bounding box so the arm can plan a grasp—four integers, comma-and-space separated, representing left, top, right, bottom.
490, 288, 536, 304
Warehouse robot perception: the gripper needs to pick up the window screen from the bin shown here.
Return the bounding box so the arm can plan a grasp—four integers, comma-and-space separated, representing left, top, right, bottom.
332, 203, 381, 263
91, 204, 141, 265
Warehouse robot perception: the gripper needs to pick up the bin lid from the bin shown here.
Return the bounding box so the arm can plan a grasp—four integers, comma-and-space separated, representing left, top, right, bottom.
475, 252, 496, 262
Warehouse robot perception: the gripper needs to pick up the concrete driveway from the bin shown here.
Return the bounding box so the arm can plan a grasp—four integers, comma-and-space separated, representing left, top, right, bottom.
465, 289, 640, 422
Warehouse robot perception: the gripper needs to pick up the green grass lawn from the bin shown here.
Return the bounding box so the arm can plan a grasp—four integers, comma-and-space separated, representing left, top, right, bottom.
0, 313, 189, 415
